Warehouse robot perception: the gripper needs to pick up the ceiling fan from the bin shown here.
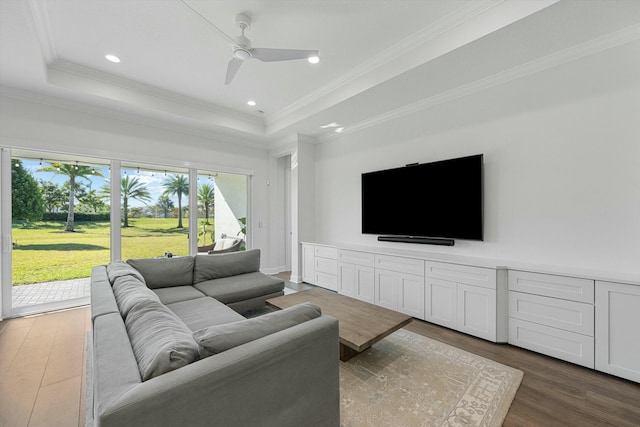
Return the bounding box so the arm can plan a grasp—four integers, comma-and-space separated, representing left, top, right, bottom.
180, 1, 320, 85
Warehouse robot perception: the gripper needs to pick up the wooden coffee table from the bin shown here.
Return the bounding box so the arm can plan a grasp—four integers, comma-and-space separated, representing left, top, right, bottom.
266, 288, 413, 362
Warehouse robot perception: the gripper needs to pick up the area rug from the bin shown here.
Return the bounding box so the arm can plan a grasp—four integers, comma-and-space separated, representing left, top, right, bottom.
339, 329, 523, 427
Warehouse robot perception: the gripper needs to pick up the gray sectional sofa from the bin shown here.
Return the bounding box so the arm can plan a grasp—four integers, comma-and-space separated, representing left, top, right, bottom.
90, 249, 340, 427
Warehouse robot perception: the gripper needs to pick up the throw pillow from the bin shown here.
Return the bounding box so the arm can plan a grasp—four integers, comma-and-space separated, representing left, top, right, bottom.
192, 302, 321, 357
193, 249, 260, 284
112, 275, 160, 318
106, 260, 146, 284
126, 256, 195, 288
125, 300, 200, 381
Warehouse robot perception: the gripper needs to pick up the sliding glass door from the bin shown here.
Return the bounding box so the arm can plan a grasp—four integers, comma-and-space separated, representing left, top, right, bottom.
7, 151, 110, 315
0, 148, 250, 318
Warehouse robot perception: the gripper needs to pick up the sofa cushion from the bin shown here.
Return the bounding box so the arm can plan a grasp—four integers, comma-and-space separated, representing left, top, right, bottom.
166, 297, 245, 331
193, 249, 260, 284
125, 300, 200, 381
192, 302, 321, 357
152, 286, 206, 305
112, 275, 161, 318
193, 272, 284, 305
106, 260, 146, 284
127, 256, 194, 289
90, 266, 120, 323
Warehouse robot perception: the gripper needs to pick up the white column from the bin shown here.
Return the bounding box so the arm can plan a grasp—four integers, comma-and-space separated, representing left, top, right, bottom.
0, 148, 12, 318
110, 160, 121, 262
189, 169, 198, 255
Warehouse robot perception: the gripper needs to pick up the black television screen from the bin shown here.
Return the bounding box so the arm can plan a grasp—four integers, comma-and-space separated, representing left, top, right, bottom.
361, 154, 483, 242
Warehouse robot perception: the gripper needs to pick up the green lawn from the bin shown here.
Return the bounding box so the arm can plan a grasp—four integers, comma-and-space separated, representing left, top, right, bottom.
11, 218, 209, 285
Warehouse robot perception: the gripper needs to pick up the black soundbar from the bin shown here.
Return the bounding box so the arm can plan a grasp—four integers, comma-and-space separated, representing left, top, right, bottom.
377, 235, 455, 246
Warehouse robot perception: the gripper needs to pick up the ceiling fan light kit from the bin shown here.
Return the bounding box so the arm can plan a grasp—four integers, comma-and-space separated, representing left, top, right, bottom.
221, 12, 320, 84
180, 2, 320, 85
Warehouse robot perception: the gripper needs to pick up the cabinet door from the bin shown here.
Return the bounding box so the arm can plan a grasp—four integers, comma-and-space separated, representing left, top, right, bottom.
301, 244, 315, 284
398, 273, 425, 319
354, 265, 375, 304
509, 318, 594, 368
425, 278, 457, 329
458, 284, 496, 341
375, 269, 398, 311
595, 281, 640, 382
338, 263, 355, 297
315, 271, 337, 292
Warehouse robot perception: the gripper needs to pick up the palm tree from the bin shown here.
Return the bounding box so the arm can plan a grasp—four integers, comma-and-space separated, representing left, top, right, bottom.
39, 163, 103, 231
121, 176, 152, 227
197, 183, 215, 224
163, 174, 189, 228
156, 195, 174, 218
100, 176, 151, 227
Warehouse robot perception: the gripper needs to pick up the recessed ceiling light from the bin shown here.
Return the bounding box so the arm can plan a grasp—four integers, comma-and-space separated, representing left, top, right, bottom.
320, 122, 339, 129
247, 100, 257, 106
308, 55, 320, 64
105, 54, 120, 63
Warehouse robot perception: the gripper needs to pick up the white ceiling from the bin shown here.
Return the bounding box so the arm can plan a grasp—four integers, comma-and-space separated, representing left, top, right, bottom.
1, 0, 640, 147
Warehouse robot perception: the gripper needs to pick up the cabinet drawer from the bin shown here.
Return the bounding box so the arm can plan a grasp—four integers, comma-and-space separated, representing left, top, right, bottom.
315, 271, 337, 291
314, 245, 337, 259
315, 257, 337, 275
509, 291, 594, 336
509, 318, 594, 368
375, 254, 424, 276
508, 270, 594, 303
426, 261, 496, 289
338, 249, 374, 267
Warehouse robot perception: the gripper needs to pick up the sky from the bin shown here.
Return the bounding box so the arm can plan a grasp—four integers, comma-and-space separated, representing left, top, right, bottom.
19, 159, 199, 208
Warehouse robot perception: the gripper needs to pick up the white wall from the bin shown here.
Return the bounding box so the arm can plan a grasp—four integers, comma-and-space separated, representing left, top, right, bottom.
312, 58, 640, 278
213, 173, 247, 241
0, 95, 275, 267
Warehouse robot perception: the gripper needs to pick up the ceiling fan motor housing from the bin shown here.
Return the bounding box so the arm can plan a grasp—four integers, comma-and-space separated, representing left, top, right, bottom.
233, 47, 251, 60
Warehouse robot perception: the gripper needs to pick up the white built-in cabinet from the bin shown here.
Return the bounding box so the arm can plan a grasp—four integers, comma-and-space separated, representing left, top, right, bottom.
337, 250, 375, 303
301, 243, 315, 284
301, 243, 505, 343
425, 261, 503, 342
300, 242, 639, 383
374, 255, 425, 319
595, 281, 640, 382
507, 270, 595, 368
301, 243, 338, 291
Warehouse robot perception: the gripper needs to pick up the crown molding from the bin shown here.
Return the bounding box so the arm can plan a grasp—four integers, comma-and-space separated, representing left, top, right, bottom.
266, 0, 502, 123
0, 86, 270, 151
26, 0, 266, 137
315, 23, 640, 144
264, 0, 559, 134
46, 59, 265, 135
26, 0, 57, 63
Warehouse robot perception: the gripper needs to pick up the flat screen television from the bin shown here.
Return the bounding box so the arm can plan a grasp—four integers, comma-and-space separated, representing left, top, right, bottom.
361, 154, 483, 244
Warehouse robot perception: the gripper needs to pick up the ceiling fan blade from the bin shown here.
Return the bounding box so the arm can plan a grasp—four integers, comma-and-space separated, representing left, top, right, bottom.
251, 48, 319, 62
225, 58, 243, 85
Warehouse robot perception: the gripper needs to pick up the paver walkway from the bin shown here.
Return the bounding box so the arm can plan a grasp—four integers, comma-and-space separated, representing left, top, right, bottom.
12, 277, 91, 307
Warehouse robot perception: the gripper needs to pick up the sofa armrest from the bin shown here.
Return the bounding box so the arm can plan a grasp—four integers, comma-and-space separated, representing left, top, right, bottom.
97, 315, 340, 427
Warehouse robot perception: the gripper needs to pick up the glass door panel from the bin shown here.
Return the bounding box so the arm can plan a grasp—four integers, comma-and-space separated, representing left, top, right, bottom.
10, 153, 110, 311
120, 166, 189, 260
196, 171, 247, 252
